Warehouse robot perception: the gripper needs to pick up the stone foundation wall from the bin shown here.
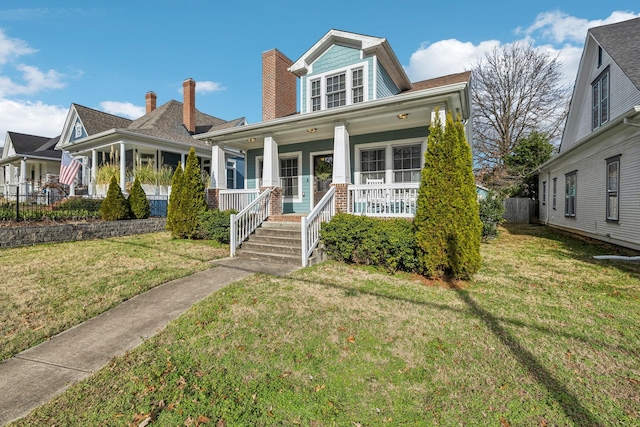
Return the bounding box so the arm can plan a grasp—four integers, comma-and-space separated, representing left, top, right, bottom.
0, 218, 167, 249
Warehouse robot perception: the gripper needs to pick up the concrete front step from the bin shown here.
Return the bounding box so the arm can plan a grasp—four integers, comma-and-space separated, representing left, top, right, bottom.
241, 241, 301, 255
236, 249, 301, 264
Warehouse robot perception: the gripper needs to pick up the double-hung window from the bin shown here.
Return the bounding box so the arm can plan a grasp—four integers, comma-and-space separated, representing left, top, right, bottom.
606, 156, 620, 221
361, 148, 386, 183
280, 158, 299, 198
565, 171, 577, 217
393, 144, 422, 183
311, 79, 321, 112
542, 181, 547, 205
592, 69, 609, 130
552, 178, 557, 210
352, 69, 364, 104
326, 73, 346, 109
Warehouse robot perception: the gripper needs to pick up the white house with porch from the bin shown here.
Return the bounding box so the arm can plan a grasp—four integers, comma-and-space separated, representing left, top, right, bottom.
196, 30, 472, 266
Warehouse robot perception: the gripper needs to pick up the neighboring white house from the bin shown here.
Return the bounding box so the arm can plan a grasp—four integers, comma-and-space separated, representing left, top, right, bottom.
537, 17, 640, 250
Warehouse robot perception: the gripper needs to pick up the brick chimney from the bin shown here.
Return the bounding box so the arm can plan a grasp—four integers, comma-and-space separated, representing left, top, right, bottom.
145, 91, 157, 114
262, 49, 297, 122
183, 78, 196, 133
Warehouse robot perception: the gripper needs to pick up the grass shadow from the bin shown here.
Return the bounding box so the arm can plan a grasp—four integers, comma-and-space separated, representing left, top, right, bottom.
107, 237, 226, 264
446, 279, 601, 426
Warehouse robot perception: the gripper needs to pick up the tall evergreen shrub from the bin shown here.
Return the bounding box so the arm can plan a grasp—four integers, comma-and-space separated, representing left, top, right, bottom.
166, 162, 183, 234
99, 176, 130, 221
170, 148, 206, 239
129, 177, 151, 219
414, 112, 481, 279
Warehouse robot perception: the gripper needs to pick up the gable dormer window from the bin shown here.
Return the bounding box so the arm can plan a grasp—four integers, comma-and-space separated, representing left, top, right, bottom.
311, 79, 321, 112
74, 121, 82, 138
592, 68, 609, 130
326, 73, 346, 109
597, 46, 603, 68
352, 69, 364, 104
304, 61, 369, 113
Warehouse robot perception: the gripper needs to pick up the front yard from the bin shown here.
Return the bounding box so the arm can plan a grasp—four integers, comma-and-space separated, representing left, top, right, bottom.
8, 224, 640, 426
0, 232, 227, 362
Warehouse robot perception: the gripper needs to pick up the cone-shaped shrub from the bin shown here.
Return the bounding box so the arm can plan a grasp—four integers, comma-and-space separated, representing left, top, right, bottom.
169, 148, 206, 239
99, 176, 130, 221
129, 176, 150, 219
166, 162, 183, 234
414, 112, 481, 279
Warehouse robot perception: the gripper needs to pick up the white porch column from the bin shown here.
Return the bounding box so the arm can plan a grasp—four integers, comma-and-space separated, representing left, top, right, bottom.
332, 122, 351, 184
181, 153, 186, 169
263, 134, 280, 187
120, 142, 126, 193
210, 143, 227, 189
91, 149, 97, 196
19, 157, 27, 196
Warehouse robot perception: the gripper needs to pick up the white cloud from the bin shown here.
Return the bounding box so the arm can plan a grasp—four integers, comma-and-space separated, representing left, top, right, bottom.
405, 39, 499, 81
0, 64, 65, 96
176, 80, 225, 95
99, 101, 145, 119
519, 10, 640, 44
0, 98, 67, 139
405, 10, 638, 87
0, 28, 35, 65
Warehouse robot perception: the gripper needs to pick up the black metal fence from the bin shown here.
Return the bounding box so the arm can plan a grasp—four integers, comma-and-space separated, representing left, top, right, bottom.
0, 188, 168, 222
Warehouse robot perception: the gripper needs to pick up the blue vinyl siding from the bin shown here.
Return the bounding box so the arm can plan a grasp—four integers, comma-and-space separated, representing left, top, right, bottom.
376, 64, 400, 98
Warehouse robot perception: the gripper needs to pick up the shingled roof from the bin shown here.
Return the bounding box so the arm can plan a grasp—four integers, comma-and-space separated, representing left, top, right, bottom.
404, 71, 471, 93
6, 132, 61, 160
73, 104, 133, 136
590, 17, 640, 90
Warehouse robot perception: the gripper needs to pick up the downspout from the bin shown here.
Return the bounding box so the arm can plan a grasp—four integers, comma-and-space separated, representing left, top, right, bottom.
546, 171, 550, 224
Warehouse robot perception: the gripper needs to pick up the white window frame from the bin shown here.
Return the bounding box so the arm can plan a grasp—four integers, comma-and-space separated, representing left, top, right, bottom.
255, 152, 302, 203
592, 68, 609, 130
552, 177, 557, 210
565, 171, 577, 218
304, 61, 369, 113
354, 138, 426, 185
279, 151, 302, 203
226, 158, 236, 189
74, 121, 83, 138
606, 156, 620, 222
542, 181, 547, 205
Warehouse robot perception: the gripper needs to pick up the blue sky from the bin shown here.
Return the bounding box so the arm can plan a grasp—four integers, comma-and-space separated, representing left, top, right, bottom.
0, 1, 638, 142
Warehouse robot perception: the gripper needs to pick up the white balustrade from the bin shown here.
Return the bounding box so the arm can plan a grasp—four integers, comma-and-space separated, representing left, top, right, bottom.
219, 189, 259, 212
230, 188, 272, 257
301, 186, 335, 267
347, 183, 419, 217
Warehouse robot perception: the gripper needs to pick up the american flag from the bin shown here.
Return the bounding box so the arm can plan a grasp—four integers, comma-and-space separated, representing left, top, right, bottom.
59, 151, 81, 186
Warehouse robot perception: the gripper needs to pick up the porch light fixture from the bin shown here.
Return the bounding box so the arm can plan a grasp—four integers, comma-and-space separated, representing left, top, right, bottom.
247, 137, 256, 142
307, 128, 317, 133
397, 113, 409, 120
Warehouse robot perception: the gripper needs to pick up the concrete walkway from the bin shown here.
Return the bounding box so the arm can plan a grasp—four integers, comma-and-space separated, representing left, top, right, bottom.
0, 257, 300, 426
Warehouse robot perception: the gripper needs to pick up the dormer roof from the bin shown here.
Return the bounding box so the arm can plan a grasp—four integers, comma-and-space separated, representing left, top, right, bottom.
590, 17, 640, 90
289, 29, 412, 91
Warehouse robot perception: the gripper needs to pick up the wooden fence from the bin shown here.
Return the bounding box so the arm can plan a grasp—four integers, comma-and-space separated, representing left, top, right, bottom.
503, 198, 537, 224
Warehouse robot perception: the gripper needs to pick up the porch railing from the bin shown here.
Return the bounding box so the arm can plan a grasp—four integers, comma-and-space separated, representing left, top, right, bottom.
301, 186, 335, 267
219, 189, 260, 212
348, 183, 419, 218
229, 188, 272, 257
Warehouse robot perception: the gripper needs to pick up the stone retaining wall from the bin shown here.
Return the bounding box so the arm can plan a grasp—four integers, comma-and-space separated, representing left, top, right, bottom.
0, 218, 167, 249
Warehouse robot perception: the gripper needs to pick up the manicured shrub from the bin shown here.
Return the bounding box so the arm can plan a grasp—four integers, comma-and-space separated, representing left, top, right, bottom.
198, 209, 236, 243
57, 197, 102, 213
166, 162, 183, 233
414, 112, 481, 279
128, 177, 151, 219
320, 213, 418, 273
99, 176, 130, 221
479, 192, 505, 241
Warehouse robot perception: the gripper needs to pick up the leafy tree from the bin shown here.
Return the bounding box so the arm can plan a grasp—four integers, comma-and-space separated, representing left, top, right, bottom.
415, 112, 481, 279
479, 192, 505, 241
171, 148, 206, 239
472, 42, 570, 190
503, 131, 554, 198
166, 162, 183, 233
128, 176, 151, 219
99, 176, 130, 221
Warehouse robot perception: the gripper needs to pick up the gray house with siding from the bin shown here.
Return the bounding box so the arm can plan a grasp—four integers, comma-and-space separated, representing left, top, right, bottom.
537, 17, 640, 250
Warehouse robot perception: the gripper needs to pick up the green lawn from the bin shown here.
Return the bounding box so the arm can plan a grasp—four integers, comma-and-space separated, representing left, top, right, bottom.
0, 232, 228, 362
9, 225, 640, 426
